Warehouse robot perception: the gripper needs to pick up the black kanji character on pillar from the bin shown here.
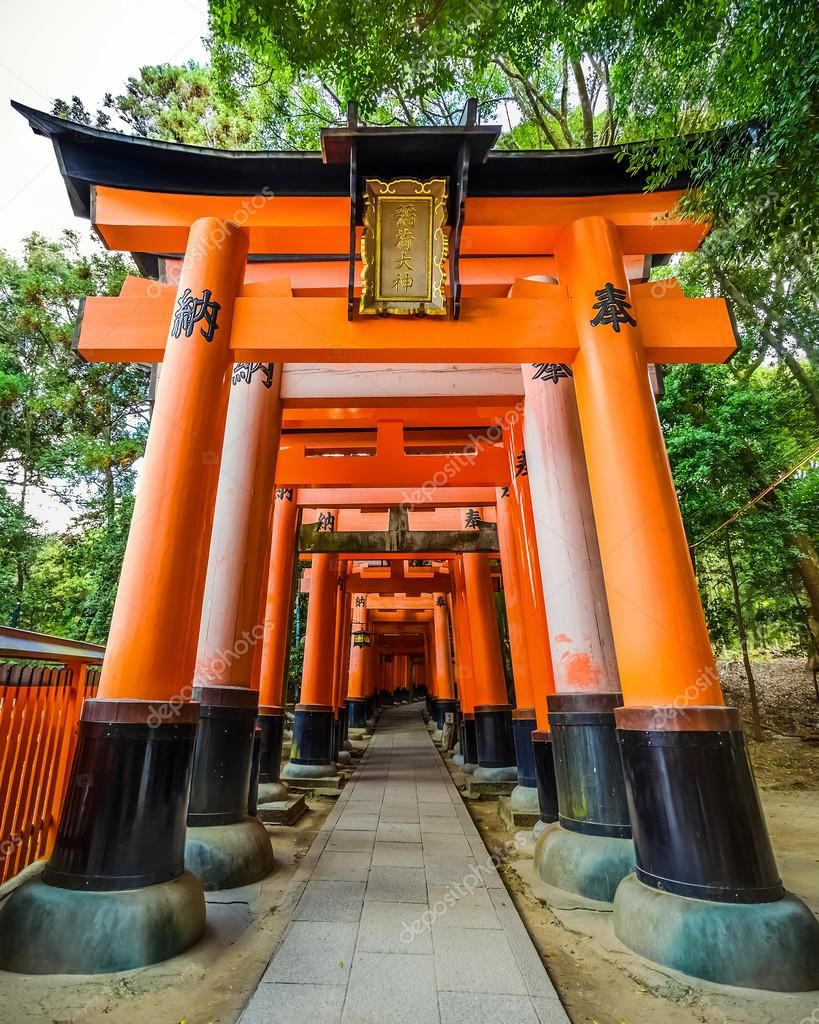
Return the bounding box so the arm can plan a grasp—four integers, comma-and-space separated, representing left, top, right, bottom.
317, 511, 336, 532
514, 450, 528, 478
276, 487, 294, 502
465, 509, 482, 530
532, 363, 573, 383
171, 287, 221, 342
355, 595, 366, 607
589, 282, 636, 333
232, 362, 275, 388
435, 595, 446, 607
500, 486, 510, 498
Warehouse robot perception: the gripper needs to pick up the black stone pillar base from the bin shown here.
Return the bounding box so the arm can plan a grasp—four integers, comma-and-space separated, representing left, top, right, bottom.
257, 705, 288, 802
617, 706, 782, 901
248, 724, 262, 817
380, 688, 394, 706
184, 686, 275, 890
461, 714, 479, 771
612, 704, 819, 989
531, 730, 559, 824
534, 692, 634, 901
187, 685, 257, 828
473, 704, 517, 780
0, 697, 204, 973
549, 692, 631, 839
338, 705, 350, 751
282, 703, 337, 778
511, 710, 537, 788
347, 697, 369, 734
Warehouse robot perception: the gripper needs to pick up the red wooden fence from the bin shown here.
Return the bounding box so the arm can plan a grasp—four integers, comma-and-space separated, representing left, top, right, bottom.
0, 628, 103, 885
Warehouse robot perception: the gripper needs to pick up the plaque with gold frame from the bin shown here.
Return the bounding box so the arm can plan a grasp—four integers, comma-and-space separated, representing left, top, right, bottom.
360, 178, 449, 316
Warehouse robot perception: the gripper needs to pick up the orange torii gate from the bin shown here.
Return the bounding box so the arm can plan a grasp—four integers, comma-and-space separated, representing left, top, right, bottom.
4, 99, 817, 992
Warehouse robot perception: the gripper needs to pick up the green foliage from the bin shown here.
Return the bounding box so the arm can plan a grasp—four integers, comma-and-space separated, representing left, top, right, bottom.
0, 232, 148, 638
659, 361, 819, 655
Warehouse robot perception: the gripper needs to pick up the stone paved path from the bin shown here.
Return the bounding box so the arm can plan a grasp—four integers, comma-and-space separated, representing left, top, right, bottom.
239, 702, 570, 1024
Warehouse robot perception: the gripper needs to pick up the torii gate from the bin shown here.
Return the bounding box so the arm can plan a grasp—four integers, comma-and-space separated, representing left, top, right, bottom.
4, 99, 817, 993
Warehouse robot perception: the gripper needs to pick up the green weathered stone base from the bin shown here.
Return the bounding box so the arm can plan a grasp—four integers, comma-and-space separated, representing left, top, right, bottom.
258, 794, 307, 826
282, 760, 338, 780
185, 817, 275, 891
285, 774, 347, 795
498, 795, 541, 831
258, 780, 289, 803
0, 869, 205, 974
613, 873, 819, 991
465, 778, 517, 799
534, 822, 634, 903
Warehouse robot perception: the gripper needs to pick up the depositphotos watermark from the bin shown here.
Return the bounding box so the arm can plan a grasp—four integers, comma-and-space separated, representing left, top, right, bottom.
399, 401, 524, 512
399, 833, 523, 944
146, 623, 265, 728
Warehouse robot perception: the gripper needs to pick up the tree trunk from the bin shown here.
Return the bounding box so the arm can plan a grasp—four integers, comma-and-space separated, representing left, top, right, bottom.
725, 531, 763, 741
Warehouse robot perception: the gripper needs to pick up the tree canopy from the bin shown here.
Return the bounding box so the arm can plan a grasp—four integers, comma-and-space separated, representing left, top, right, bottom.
10, 3, 816, 673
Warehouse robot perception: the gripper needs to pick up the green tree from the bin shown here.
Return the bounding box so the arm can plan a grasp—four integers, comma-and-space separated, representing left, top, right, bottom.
0, 232, 148, 638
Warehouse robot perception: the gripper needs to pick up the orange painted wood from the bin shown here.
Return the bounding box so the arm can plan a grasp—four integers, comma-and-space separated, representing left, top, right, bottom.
98, 217, 249, 702
76, 289, 736, 366
433, 598, 456, 700
299, 554, 339, 706
451, 558, 476, 713
0, 661, 99, 884
256, 491, 301, 706
92, 186, 705, 257
557, 216, 722, 708
296, 487, 498, 507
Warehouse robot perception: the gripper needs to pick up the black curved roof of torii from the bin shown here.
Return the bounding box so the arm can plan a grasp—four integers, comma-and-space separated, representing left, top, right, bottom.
12, 100, 694, 220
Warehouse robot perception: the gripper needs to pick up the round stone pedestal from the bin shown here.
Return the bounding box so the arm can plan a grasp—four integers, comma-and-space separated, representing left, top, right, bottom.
614, 873, 819, 991
185, 816, 275, 891
0, 869, 205, 974
534, 822, 635, 903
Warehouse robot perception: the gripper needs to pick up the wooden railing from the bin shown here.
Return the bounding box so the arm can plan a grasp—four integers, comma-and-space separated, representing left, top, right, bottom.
0, 627, 103, 884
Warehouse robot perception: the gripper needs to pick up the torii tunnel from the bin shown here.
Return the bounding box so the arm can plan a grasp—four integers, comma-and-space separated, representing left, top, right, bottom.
3, 99, 818, 994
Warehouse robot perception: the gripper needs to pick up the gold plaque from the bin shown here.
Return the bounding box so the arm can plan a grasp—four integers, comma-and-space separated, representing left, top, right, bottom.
360, 178, 448, 316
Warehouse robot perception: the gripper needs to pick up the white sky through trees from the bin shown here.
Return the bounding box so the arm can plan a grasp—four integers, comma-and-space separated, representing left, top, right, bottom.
0, 0, 208, 253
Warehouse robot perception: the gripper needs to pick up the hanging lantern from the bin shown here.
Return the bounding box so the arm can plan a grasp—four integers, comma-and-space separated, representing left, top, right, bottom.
353, 627, 372, 648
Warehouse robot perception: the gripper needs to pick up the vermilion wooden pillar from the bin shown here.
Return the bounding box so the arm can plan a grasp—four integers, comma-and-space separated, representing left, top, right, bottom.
3, 219, 248, 972
503, 417, 554, 728
346, 625, 369, 735
517, 343, 627, 864
184, 359, 282, 886
430, 597, 457, 746
331, 565, 352, 760
451, 559, 478, 768
433, 596, 455, 700
495, 488, 540, 800
256, 488, 300, 800
557, 217, 819, 979
462, 552, 517, 779
283, 553, 339, 779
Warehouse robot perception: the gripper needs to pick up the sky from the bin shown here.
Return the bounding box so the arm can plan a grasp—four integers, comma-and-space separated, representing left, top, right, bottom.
0, 0, 208, 528
0, 0, 209, 254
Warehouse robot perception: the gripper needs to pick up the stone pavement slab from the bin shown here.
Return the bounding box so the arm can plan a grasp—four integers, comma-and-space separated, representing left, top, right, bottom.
239, 703, 570, 1024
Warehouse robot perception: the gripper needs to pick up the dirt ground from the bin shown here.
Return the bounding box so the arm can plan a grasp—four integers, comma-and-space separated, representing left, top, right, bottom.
0, 794, 337, 1024
462, 658, 819, 1024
